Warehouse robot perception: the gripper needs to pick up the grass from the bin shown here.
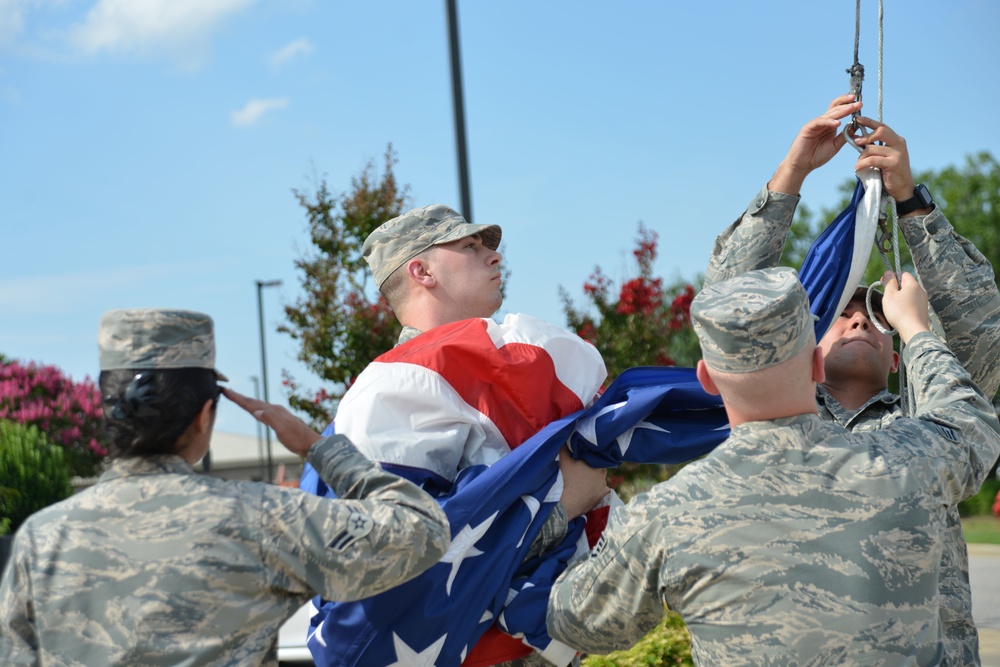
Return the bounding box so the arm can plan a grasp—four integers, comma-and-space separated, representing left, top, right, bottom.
962, 515, 1000, 545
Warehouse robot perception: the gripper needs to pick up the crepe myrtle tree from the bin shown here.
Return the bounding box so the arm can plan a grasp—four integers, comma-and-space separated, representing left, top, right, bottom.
561, 223, 701, 498
280, 147, 408, 430
0, 358, 106, 479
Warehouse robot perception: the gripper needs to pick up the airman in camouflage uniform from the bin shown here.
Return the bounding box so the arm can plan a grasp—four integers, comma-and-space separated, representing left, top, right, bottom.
546, 267, 1000, 665
0, 308, 450, 666
705, 94, 1000, 665
303, 205, 610, 666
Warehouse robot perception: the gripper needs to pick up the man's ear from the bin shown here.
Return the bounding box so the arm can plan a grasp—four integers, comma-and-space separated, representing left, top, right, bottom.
812, 346, 825, 384
696, 360, 720, 396
889, 350, 900, 374
406, 257, 436, 287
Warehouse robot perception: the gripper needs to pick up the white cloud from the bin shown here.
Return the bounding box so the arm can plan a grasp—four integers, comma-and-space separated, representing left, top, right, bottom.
268, 37, 313, 71
231, 97, 288, 127
67, 0, 254, 62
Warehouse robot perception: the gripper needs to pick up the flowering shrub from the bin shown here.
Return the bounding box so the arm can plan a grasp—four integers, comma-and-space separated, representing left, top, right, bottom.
0, 360, 107, 478
561, 223, 700, 383
561, 223, 702, 498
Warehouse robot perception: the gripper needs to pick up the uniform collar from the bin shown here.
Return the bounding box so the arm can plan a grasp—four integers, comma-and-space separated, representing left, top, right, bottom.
396, 325, 424, 346
816, 384, 900, 424
98, 454, 195, 483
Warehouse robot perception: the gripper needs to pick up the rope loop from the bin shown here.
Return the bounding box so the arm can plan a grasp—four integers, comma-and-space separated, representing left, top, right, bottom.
866, 281, 896, 337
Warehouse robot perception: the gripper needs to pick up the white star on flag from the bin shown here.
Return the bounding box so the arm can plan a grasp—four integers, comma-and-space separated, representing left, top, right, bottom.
516, 495, 540, 548
386, 632, 447, 667
615, 420, 673, 457
572, 400, 627, 445
440, 511, 498, 595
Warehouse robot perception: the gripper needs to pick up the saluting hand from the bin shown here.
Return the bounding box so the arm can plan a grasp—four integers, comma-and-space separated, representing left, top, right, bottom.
223, 388, 322, 458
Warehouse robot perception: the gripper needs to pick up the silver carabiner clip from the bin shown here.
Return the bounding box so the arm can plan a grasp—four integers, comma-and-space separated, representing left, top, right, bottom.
842, 120, 870, 154
875, 220, 893, 253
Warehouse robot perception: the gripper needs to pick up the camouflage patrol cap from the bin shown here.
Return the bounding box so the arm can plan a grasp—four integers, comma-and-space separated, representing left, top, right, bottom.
98, 309, 228, 381
691, 267, 816, 373
363, 204, 502, 289
851, 283, 885, 319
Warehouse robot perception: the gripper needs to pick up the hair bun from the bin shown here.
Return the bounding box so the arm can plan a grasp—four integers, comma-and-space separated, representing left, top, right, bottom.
105, 373, 162, 422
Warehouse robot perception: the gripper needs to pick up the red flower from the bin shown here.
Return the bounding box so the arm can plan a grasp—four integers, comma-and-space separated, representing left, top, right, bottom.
617, 277, 663, 315
668, 284, 695, 329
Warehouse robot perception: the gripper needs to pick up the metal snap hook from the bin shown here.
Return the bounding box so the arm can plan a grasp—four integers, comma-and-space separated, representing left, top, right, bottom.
842, 121, 870, 154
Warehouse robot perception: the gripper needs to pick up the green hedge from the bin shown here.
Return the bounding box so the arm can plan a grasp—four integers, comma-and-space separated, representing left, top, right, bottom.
582, 611, 693, 667
958, 475, 1000, 517
0, 420, 73, 536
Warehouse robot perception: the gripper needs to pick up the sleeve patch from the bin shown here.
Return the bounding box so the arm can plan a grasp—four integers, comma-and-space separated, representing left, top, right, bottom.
328, 508, 374, 552
590, 534, 607, 558
933, 423, 959, 442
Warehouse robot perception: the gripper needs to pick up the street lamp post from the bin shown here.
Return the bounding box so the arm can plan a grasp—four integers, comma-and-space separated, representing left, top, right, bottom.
249, 375, 265, 481
256, 279, 282, 483
445, 0, 473, 222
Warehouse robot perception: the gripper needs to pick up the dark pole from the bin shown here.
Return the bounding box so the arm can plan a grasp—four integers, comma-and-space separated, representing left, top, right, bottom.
250, 375, 265, 481
256, 279, 282, 483
446, 0, 473, 222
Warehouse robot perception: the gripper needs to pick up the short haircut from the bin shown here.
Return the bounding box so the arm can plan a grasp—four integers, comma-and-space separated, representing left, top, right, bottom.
99, 368, 220, 459
378, 247, 432, 312
379, 263, 408, 311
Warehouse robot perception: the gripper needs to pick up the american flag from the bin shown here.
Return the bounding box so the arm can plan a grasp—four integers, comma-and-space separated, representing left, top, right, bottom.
801, 173, 882, 339
300, 357, 728, 667
298, 182, 879, 666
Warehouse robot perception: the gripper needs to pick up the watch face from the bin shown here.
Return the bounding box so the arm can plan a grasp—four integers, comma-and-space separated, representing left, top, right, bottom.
916, 184, 932, 207
897, 184, 932, 215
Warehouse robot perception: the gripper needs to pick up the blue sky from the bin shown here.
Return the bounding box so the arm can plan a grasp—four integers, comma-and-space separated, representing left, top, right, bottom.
2, 0, 998, 438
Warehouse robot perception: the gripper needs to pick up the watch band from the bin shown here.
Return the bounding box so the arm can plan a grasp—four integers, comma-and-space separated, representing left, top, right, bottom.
896, 184, 933, 216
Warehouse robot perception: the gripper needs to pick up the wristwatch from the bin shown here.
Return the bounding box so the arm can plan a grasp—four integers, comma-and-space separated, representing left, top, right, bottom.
896, 183, 934, 216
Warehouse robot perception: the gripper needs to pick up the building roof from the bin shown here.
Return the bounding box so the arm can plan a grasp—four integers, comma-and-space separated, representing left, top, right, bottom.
202, 430, 304, 470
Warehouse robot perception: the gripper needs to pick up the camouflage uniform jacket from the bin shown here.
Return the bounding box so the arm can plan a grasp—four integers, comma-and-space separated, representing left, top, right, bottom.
0, 434, 449, 666
547, 333, 1000, 665
704, 184, 1000, 666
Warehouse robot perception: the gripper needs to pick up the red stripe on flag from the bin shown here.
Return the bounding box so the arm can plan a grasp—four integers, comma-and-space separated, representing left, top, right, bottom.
461, 626, 533, 666
378, 318, 594, 666
379, 319, 586, 449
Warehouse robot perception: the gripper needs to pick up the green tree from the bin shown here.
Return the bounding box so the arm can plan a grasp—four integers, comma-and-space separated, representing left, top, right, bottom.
0, 359, 106, 478
280, 147, 409, 430
780, 152, 1000, 291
